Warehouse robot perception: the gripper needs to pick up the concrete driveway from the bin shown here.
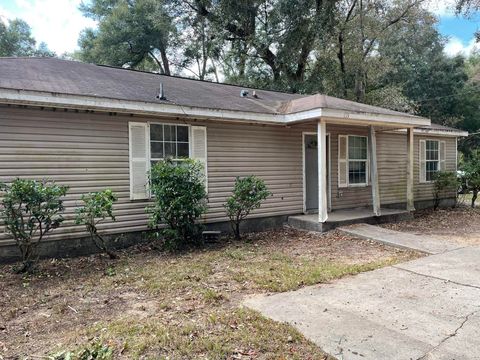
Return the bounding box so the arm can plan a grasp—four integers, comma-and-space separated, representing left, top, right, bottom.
244, 246, 480, 360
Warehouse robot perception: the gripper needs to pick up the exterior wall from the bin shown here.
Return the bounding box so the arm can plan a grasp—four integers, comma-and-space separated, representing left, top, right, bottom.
377, 132, 457, 205
0, 106, 305, 248
0, 105, 458, 250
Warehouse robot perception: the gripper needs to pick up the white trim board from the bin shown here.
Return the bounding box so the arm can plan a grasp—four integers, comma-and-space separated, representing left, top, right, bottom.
0, 87, 431, 128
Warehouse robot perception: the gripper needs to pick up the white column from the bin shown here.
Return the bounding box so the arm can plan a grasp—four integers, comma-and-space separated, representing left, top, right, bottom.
368, 125, 381, 216
318, 119, 328, 223
407, 127, 415, 211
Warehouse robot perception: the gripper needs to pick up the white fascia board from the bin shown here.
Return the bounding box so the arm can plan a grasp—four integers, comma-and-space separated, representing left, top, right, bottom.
0, 88, 430, 127
393, 128, 468, 137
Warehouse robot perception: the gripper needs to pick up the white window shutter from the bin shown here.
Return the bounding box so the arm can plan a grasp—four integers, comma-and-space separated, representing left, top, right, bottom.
129, 122, 149, 200
191, 126, 208, 191
419, 139, 426, 183
439, 141, 446, 171
338, 135, 348, 188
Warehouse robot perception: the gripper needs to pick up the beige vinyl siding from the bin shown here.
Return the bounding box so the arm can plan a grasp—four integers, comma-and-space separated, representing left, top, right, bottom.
327, 124, 372, 210
0, 106, 305, 246
377, 132, 457, 204
0, 106, 459, 248
413, 135, 457, 201
377, 132, 408, 205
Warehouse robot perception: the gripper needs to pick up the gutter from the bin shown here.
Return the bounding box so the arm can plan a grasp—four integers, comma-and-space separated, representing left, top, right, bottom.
0, 87, 431, 128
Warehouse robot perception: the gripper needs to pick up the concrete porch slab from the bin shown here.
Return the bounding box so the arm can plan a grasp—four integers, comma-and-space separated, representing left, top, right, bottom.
288, 208, 412, 233
338, 223, 462, 254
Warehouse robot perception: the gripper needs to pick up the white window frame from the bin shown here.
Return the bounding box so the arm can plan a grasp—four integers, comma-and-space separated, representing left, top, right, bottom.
147, 122, 192, 172
347, 135, 369, 187
421, 139, 441, 183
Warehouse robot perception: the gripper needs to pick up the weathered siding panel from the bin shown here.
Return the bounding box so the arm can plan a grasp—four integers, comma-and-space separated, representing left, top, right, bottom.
0, 106, 459, 247
327, 124, 372, 210
0, 106, 305, 246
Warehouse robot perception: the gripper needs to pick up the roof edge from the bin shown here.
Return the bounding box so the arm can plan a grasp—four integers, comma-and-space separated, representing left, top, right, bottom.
0, 88, 431, 127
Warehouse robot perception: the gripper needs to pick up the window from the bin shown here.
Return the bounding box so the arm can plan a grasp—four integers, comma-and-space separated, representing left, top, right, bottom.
425, 140, 439, 182
348, 136, 368, 185
150, 123, 190, 166
129, 122, 207, 200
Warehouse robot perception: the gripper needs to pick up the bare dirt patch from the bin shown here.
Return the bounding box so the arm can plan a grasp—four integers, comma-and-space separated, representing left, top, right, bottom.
382, 206, 480, 246
0, 228, 418, 359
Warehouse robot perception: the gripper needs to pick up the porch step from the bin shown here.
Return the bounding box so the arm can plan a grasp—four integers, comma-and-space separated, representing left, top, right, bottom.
288, 208, 412, 233
338, 223, 461, 254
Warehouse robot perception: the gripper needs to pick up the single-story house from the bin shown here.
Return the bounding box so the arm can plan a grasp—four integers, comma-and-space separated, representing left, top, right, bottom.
0, 58, 467, 259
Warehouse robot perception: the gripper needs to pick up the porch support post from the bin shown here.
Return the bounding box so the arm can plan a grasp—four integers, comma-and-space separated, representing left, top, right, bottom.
318, 119, 328, 223
368, 125, 381, 216
406, 127, 415, 211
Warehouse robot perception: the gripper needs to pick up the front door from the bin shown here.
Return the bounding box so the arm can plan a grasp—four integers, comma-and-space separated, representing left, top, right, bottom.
305, 134, 329, 212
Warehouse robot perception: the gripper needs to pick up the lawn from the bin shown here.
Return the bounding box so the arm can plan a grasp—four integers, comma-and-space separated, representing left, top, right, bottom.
0, 228, 418, 359
383, 205, 480, 246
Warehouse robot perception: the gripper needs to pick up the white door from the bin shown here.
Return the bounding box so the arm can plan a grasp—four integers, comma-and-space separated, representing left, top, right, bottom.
305, 134, 329, 212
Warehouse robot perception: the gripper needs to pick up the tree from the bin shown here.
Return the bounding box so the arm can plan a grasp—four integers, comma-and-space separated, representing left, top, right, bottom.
79, 0, 175, 74
224, 176, 271, 240
75, 189, 118, 259
0, 19, 55, 57
0, 19, 36, 57
0, 179, 68, 273
148, 159, 207, 248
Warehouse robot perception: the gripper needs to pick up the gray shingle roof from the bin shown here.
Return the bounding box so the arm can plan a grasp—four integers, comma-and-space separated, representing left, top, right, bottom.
0, 57, 463, 137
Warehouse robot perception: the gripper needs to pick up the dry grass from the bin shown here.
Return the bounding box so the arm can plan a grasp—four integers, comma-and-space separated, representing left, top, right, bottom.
0, 228, 418, 359
383, 206, 480, 245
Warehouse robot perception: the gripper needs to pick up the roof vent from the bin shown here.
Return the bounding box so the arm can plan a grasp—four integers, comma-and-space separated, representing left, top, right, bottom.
157, 82, 167, 100
240, 89, 249, 98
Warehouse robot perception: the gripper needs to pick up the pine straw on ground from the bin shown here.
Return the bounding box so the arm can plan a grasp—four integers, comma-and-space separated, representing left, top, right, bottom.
0, 228, 419, 359
382, 206, 480, 245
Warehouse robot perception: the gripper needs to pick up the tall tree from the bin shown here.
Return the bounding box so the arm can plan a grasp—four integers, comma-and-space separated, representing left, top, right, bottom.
0, 19, 36, 56
79, 0, 175, 74
0, 18, 55, 57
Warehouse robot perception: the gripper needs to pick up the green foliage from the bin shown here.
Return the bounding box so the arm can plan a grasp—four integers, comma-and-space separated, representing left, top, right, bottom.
148, 159, 207, 249
224, 176, 271, 240
0, 18, 55, 57
78, 0, 175, 74
50, 338, 113, 360
432, 171, 460, 210
75, 189, 118, 259
463, 151, 480, 208
0, 179, 68, 273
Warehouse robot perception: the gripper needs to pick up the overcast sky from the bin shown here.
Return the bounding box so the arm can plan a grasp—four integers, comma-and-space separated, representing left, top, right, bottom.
0, 0, 478, 56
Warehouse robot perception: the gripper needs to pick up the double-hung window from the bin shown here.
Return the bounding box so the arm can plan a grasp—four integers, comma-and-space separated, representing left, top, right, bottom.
348, 136, 368, 185
425, 140, 439, 182
128, 122, 207, 200
150, 123, 190, 166
339, 135, 368, 187
420, 139, 446, 183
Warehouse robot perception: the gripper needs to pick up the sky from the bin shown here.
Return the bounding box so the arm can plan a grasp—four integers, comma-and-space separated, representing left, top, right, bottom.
0, 0, 478, 56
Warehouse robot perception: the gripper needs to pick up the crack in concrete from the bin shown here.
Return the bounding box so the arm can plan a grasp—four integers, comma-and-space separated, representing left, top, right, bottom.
416, 310, 479, 360
392, 265, 480, 290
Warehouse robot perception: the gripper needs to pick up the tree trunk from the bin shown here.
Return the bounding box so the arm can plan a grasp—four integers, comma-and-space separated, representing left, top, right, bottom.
234, 221, 241, 240
472, 190, 478, 208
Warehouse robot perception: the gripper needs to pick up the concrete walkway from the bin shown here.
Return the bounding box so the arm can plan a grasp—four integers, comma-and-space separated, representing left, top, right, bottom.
338, 223, 462, 254
244, 246, 480, 360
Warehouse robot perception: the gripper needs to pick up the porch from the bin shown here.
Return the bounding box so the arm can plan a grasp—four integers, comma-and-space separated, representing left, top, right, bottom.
288, 207, 412, 233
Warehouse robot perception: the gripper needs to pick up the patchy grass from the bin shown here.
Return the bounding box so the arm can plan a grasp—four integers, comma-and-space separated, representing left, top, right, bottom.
383, 205, 480, 245
0, 228, 418, 359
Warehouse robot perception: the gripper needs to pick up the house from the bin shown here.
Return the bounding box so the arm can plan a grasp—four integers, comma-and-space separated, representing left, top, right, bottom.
0, 57, 467, 260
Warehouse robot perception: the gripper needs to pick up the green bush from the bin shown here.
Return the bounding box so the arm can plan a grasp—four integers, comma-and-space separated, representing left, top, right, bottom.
75, 189, 118, 259
0, 179, 68, 273
224, 176, 271, 240
463, 151, 480, 208
432, 171, 459, 210
148, 159, 207, 249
